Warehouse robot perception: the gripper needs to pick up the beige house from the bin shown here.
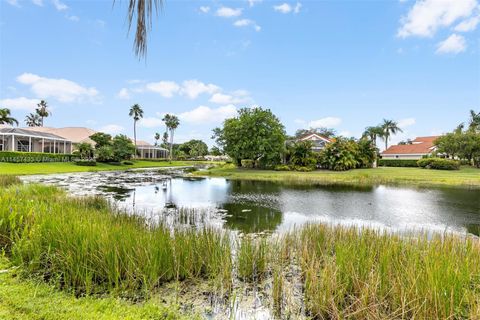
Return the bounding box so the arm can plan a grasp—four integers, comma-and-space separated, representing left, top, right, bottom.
0, 126, 168, 159
0, 127, 73, 153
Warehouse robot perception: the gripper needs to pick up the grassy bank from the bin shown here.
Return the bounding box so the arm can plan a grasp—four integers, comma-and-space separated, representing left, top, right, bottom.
0, 160, 216, 176
0, 256, 192, 320
197, 164, 480, 188
1, 181, 479, 318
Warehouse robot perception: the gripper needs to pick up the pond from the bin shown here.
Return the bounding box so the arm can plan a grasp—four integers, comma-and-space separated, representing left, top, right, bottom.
22, 169, 480, 236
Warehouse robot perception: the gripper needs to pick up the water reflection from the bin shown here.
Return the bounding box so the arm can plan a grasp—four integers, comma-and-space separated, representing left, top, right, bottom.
21, 171, 480, 235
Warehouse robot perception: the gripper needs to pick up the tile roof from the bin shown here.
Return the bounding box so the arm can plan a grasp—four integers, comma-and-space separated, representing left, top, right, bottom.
298, 133, 332, 142
381, 136, 441, 155
25, 127, 97, 144
0, 127, 68, 140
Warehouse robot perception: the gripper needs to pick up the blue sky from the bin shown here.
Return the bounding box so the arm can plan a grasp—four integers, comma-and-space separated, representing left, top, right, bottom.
1, 0, 479, 148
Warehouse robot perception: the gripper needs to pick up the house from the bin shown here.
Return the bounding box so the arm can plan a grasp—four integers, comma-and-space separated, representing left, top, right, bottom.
381, 136, 440, 160
0, 127, 73, 153
0, 126, 168, 159
298, 133, 332, 152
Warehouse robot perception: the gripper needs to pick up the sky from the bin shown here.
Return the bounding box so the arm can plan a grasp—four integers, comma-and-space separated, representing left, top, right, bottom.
1, 0, 479, 149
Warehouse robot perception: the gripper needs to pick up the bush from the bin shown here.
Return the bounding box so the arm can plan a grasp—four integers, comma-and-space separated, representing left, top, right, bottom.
0, 151, 74, 163
122, 161, 134, 165
75, 160, 97, 166
418, 158, 460, 170
274, 165, 292, 171
318, 138, 358, 171
378, 159, 419, 167
294, 166, 315, 172
241, 159, 255, 169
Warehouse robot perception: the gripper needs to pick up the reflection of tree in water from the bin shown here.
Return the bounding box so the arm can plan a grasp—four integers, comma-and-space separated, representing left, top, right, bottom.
229, 180, 282, 195
222, 202, 282, 233
97, 185, 134, 201
466, 224, 480, 237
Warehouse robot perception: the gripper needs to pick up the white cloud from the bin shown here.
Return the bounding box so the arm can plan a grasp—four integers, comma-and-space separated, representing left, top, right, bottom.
397, 0, 477, 38
199, 6, 210, 13
6, 0, 20, 7
0, 97, 39, 111
454, 14, 480, 31
32, 0, 43, 6
145, 81, 180, 97
436, 34, 466, 54
138, 117, 164, 128
181, 80, 220, 99
52, 0, 68, 11
308, 117, 342, 128
179, 105, 237, 124
397, 117, 416, 128
209, 90, 251, 105
117, 88, 130, 100
16, 73, 99, 103
99, 124, 124, 135
67, 15, 80, 22
274, 3, 292, 13
294, 2, 302, 13
248, 0, 262, 7
233, 19, 261, 31
216, 7, 243, 18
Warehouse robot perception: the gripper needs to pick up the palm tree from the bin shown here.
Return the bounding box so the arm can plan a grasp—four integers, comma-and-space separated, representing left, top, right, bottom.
117, 0, 162, 59
129, 104, 144, 153
25, 113, 42, 127
162, 114, 179, 161
154, 132, 160, 146
468, 109, 480, 131
0, 108, 18, 126
362, 126, 384, 147
381, 119, 403, 150
36, 100, 51, 126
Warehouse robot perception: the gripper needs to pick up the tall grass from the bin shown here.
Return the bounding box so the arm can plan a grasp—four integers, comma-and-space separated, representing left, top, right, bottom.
0, 184, 232, 297
0, 175, 21, 187
297, 224, 480, 319
236, 236, 269, 282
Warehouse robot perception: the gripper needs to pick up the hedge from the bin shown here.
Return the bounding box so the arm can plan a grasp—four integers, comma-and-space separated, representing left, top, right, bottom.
0, 151, 74, 163
75, 159, 97, 166
378, 159, 419, 167
417, 158, 460, 170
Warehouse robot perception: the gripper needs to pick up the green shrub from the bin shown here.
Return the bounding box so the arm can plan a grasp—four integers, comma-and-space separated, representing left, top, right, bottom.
418, 158, 460, 170
378, 159, 419, 167
318, 138, 358, 171
274, 165, 291, 171
0, 151, 74, 163
75, 160, 97, 166
241, 159, 255, 169
122, 161, 134, 165
294, 166, 315, 172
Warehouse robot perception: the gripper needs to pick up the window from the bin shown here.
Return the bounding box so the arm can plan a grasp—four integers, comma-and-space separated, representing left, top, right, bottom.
17, 140, 29, 152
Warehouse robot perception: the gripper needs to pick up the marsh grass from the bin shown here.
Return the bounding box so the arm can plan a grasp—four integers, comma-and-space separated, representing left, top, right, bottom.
297, 224, 480, 319
0, 175, 21, 187
1, 183, 479, 318
0, 184, 232, 298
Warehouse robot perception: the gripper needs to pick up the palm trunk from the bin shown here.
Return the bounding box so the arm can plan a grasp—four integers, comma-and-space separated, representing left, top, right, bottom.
169, 129, 174, 161
134, 121, 137, 158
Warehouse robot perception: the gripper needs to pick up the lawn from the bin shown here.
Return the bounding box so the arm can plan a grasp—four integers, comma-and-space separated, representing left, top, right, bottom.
0, 160, 215, 176
197, 165, 480, 188
0, 258, 192, 320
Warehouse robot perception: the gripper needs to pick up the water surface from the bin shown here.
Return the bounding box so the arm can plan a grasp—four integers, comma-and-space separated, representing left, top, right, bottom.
22, 169, 480, 236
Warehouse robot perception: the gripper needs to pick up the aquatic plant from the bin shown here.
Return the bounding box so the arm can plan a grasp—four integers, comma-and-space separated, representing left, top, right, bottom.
236, 236, 269, 282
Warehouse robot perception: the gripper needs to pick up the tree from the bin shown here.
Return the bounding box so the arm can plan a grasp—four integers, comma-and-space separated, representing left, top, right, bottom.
287, 140, 316, 168
112, 134, 136, 161
36, 100, 50, 126
179, 139, 209, 158
90, 132, 113, 149
362, 126, 383, 147
381, 119, 403, 150
0, 108, 18, 126
209, 146, 223, 156
162, 114, 180, 161
294, 127, 336, 139
213, 107, 286, 168
25, 113, 42, 127
318, 137, 358, 171
129, 104, 144, 152
468, 109, 480, 132
76, 142, 94, 159
154, 132, 160, 146
118, 0, 162, 59
162, 132, 169, 148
